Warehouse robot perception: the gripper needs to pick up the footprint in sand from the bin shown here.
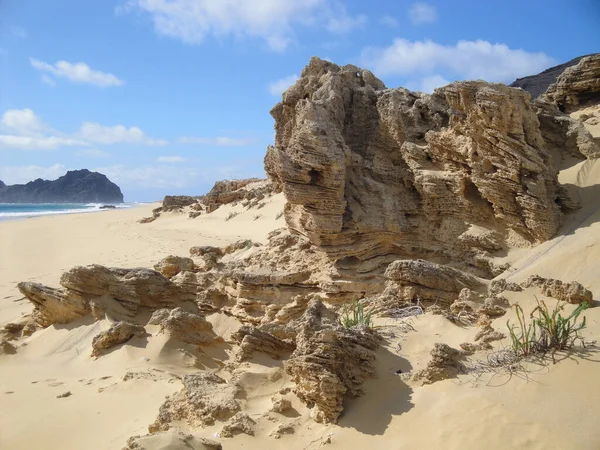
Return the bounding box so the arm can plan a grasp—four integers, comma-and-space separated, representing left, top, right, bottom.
48, 382, 64, 387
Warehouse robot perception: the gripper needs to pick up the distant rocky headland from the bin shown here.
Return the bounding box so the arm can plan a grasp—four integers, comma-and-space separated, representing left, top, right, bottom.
0, 169, 124, 204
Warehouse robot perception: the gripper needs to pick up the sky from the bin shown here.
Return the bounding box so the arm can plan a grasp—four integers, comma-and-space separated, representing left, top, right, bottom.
0, 0, 598, 202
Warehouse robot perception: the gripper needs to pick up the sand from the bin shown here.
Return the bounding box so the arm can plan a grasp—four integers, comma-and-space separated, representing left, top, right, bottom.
1, 143, 600, 449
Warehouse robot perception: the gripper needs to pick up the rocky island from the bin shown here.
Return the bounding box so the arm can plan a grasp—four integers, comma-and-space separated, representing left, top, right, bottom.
0, 169, 124, 204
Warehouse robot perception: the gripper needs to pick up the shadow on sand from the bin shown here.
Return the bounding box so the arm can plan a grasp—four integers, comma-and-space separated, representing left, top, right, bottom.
338, 344, 414, 435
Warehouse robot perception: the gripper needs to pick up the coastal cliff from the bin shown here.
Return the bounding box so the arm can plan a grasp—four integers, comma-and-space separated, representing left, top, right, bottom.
0, 169, 124, 203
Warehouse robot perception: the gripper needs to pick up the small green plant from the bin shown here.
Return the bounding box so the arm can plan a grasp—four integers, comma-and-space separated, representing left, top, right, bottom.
533, 299, 588, 351
507, 298, 589, 361
507, 304, 538, 357
341, 301, 373, 329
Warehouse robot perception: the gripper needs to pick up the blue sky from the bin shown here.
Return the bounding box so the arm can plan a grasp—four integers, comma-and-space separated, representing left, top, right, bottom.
0, 0, 598, 202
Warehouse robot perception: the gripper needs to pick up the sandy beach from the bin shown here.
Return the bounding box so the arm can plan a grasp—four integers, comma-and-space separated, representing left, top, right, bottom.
1, 158, 599, 449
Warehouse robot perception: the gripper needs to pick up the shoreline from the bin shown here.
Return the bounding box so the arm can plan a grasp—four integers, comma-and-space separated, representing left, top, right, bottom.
0, 202, 146, 223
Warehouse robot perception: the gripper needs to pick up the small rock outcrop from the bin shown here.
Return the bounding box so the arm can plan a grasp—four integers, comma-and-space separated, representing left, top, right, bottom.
522, 275, 593, 304
150, 373, 241, 432
16, 282, 90, 327
285, 299, 380, 423
220, 412, 256, 438
91, 321, 147, 357
154, 255, 195, 278
231, 326, 295, 361
413, 343, 467, 385
203, 179, 277, 213
0, 169, 123, 203
542, 54, 600, 113
148, 308, 217, 345
18, 265, 195, 326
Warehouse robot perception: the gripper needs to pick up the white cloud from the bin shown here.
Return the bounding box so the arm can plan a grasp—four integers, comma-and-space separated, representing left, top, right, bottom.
0, 108, 166, 150
178, 136, 254, 146
360, 39, 555, 83
157, 156, 186, 163
30, 58, 124, 87
0, 135, 88, 151
1, 108, 49, 136
10, 26, 27, 38
117, 0, 365, 51
408, 3, 437, 25
268, 74, 299, 96
77, 122, 167, 145
380, 15, 399, 28
0, 164, 67, 185
77, 149, 111, 158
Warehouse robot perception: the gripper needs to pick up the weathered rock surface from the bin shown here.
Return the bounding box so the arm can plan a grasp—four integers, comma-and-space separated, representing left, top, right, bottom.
0, 169, 123, 203
150, 373, 241, 432
203, 179, 278, 212
266, 57, 564, 291
19, 265, 195, 326
140, 195, 201, 223
231, 326, 295, 361
510, 54, 595, 99
285, 299, 379, 423
413, 343, 466, 385
91, 321, 147, 357
220, 412, 256, 438
534, 98, 600, 160
149, 308, 217, 345
17, 282, 90, 327
542, 54, 600, 113
162, 195, 198, 211
154, 255, 195, 278
522, 275, 593, 304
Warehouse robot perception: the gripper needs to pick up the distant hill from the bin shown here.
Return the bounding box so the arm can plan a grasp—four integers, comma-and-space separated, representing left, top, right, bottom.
0, 169, 124, 203
510, 54, 598, 98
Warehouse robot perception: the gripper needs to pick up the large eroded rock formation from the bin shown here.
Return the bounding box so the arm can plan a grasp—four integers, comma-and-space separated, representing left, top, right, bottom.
266, 58, 565, 280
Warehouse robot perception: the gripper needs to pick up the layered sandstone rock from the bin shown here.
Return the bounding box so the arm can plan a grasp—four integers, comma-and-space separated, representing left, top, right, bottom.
231, 326, 295, 361
542, 54, 600, 113
19, 265, 195, 326
17, 282, 89, 327
266, 58, 564, 283
285, 299, 380, 423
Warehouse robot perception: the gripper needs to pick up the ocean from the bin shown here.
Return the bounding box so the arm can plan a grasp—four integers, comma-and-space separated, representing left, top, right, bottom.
0, 203, 134, 221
